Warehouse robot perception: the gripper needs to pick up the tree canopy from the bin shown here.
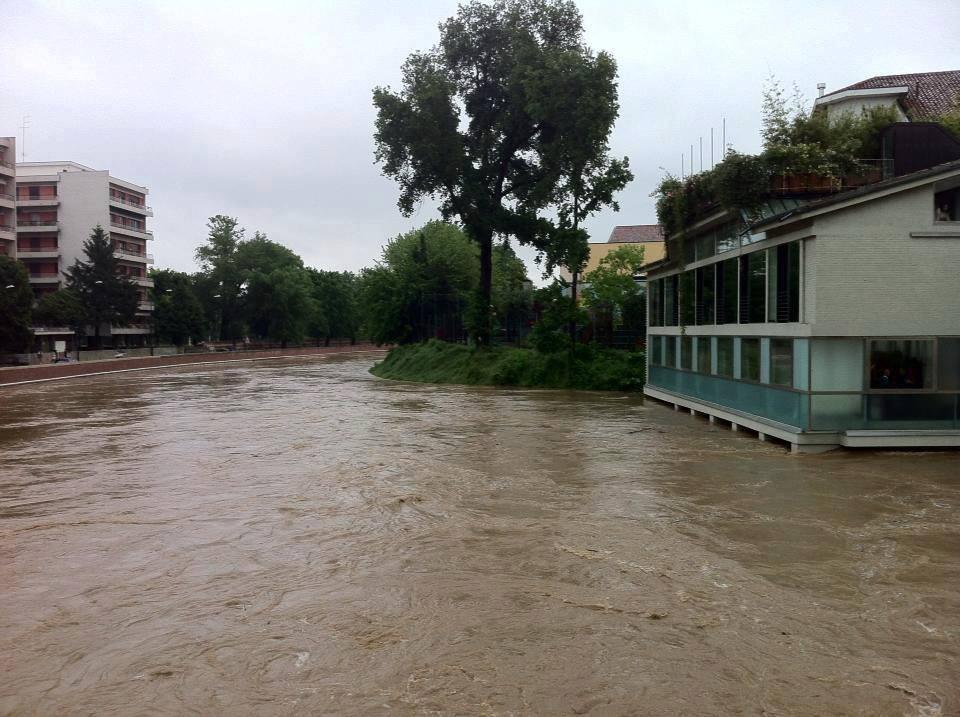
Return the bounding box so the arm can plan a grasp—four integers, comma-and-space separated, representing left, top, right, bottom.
0, 256, 34, 353
65, 225, 139, 347
373, 0, 629, 344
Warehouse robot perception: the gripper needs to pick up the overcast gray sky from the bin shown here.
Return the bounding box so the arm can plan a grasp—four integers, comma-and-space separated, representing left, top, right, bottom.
3, 0, 958, 280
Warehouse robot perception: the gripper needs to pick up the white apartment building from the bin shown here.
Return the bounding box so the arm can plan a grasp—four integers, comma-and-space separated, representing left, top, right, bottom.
15, 161, 156, 346
0, 138, 15, 257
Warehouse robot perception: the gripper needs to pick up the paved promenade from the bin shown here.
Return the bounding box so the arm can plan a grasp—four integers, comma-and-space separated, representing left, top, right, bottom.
0, 344, 386, 387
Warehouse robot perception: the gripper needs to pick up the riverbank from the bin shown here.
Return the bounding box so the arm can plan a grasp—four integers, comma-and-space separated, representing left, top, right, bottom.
0, 344, 385, 387
370, 340, 645, 391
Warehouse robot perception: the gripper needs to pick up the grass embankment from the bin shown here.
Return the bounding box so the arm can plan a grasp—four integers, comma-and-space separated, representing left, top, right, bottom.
370, 340, 645, 391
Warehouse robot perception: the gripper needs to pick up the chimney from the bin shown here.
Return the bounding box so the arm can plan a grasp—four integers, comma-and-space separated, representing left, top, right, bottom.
817, 83, 826, 98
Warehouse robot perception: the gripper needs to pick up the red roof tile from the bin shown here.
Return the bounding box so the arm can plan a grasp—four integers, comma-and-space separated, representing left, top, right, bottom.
821, 70, 960, 119
607, 224, 664, 243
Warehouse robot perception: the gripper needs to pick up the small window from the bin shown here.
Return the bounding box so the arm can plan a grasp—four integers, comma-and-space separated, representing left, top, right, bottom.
29, 186, 39, 200
934, 188, 959, 222
665, 336, 677, 368
650, 336, 663, 366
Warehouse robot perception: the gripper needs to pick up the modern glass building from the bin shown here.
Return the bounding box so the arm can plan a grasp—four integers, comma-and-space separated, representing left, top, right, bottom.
645, 159, 960, 452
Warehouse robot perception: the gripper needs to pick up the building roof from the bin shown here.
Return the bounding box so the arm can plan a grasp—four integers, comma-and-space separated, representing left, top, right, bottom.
751, 157, 960, 232
819, 70, 960, 119
607, 224, 663, 243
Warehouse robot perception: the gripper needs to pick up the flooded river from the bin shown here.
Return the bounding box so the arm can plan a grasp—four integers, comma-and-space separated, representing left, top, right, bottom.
1, 354, 958, 715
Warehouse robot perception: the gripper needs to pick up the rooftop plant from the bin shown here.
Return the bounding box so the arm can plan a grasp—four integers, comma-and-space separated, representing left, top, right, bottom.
653, 77, 900, 238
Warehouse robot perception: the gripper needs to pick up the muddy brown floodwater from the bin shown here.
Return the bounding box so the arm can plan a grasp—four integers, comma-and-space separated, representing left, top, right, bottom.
0, 354, 958, 716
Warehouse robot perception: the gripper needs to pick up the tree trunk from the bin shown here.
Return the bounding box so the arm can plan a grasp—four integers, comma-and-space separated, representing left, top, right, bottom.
569, 270, 579, 351
477, 231, 493, 346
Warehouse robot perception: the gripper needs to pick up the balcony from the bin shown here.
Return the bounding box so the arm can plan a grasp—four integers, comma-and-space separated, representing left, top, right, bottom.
137, 301, 155, 312
17, 248, 60, 259
27, 274, 61, 285
0, 224, 14, 242
18, 219, 58, 232
113, 247, 154, 263
131, 276, 155, 288
0, 192, 14, 209
17, 196, 59, 208
110, 222, 152, 240
0, 158, 14, 177
109, 195, 153, 216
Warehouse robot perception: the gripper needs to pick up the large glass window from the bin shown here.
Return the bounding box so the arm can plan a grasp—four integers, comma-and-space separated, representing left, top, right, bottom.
811, 339, 863, 391
739, 252, 766, 324
680, 336, 693, 370
679, 271, 695, 326
650, 336, 663, 366
869, 340, 934, 389
770, 338, 793, 387
716, 258, 738, 325
696, 265, 715, 325
717, 337, 734, 377
664, 275, 678, 327
741, 338, 761, 382
696, 338, 711, 373
665, 336, 677, 367
695, 232, 715, 262
768, 242, 800, 323
938, 338, 960, 390
716, 222, 739, 253
649, 279, 662, 327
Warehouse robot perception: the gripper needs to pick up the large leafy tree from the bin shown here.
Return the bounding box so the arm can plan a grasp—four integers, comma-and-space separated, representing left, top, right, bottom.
373, 0, 628, 345
308, 269, 360, 345
234, 234, 315, 346
358, 221, 479, 345
195, 215, 245, 342
65, 226, 138, 348
0, 256, 33, 352
33, 289, 84, 330
151, 269, 207, 346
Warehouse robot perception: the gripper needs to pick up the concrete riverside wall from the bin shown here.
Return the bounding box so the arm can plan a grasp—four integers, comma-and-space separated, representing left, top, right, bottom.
77, 346, 181, 361
0, 344, 386, 386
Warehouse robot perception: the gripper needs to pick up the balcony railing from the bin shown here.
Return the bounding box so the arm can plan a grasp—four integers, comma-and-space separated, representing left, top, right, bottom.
110, 195, 152, 211
0, 224, 14, 232
0, 158, 14, 169
0, 192, 14, 201
18, 218, 58, 226
110, 221, 149, 234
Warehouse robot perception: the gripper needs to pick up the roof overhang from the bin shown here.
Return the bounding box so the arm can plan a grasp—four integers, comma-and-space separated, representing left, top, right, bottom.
751, 160, 960, 233
814, 86, 908, 108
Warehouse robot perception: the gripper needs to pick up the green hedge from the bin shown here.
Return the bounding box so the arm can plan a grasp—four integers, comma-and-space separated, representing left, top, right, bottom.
370, 340, 645, 391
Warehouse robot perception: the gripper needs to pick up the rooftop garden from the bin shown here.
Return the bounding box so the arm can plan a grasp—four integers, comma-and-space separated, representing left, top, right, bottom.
653, 78, 906, 239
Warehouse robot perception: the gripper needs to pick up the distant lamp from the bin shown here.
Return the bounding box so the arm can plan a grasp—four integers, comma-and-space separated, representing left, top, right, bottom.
4, 284, 14, 289
213, 294, 221, 298
94, 280, 104, 285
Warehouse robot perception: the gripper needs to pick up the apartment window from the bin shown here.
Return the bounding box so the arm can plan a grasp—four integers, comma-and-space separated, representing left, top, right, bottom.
770, 338, 793, 387
696, 338, 711, 373
665, 336, 677, 368
29, 186, 39, 200
695, 264, 715, 325
680, 336, 693, 370
717, 337, 734, 377
741, 338, 761, 382
716, 222, 739, 253
768, 242, 800, 323
869, 339, 933, 389
739, 251, 766, 324
679, 271, 695, 326
695, 232, 715, 262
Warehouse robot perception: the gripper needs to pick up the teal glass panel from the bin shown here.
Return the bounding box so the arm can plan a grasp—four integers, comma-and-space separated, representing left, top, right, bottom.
865, 394, 957, 429
810, 394, 863, 431
648, 366, 807, 429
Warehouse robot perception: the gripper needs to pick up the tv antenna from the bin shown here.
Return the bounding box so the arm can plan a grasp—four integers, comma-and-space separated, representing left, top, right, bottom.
19, 116, 30, 162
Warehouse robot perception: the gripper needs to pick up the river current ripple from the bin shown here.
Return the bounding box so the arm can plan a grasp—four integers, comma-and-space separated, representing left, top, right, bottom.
0, 354, 958, 715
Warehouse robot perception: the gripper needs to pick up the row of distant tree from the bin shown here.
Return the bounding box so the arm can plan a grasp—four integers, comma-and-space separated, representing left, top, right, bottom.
0, 213, 646, 354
